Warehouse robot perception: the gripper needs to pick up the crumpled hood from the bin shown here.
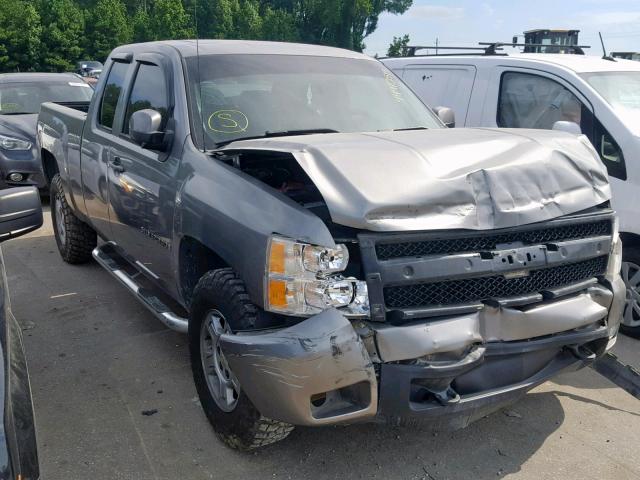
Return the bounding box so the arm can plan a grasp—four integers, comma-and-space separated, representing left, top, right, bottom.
221, 128, 611, 231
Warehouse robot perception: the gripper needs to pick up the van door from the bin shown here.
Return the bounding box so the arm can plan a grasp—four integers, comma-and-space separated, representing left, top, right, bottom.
482, 67, 627, 181
401, 64, 477, 125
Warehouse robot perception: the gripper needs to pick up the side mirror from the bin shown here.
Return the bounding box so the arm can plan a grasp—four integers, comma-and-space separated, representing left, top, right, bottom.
433, 106, 455, 128
130, 109, 166, 150
552, 121, 582, 136
0, 187, 43, 241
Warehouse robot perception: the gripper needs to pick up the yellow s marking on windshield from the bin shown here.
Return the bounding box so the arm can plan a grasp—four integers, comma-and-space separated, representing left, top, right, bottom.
207, 110, 249, 133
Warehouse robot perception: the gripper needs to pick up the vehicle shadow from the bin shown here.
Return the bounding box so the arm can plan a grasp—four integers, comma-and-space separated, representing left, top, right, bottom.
246, 391, 566, 480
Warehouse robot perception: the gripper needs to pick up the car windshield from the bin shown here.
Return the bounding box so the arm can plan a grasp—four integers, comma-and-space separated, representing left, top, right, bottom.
581, 71, 640, 132
186, 54, 442, 149
0, 81, 94, 115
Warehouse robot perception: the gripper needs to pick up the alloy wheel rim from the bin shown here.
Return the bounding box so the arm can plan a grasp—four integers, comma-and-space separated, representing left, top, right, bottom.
55, 196, 66, 245
621, 261, 640, 328
199, 309, 240, 412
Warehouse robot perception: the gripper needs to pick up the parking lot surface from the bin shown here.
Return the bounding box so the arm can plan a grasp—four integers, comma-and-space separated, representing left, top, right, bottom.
5, 207, 640, 480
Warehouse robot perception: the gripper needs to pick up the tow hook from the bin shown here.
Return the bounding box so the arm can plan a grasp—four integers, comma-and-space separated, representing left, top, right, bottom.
415, 347, 485, 406
568, 344, 597, 362
432, 387, 461, 406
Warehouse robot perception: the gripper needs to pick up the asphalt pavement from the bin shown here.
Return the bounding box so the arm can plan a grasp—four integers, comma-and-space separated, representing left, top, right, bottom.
4, 207, 640, 480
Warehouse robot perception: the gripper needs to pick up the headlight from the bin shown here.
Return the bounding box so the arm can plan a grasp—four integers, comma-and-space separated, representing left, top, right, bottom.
266, 236, 369, 317
0, 134, 31, 150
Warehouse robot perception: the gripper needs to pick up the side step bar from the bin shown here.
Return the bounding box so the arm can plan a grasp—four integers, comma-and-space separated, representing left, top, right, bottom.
92, 244, 189, 334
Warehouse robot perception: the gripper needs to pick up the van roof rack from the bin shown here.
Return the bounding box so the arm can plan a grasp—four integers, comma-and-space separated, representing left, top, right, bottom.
479, 42, 590, 55
402, 42, 590, 57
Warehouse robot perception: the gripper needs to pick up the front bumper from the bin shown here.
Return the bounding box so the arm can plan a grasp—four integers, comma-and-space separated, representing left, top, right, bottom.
220, 275, 625, 427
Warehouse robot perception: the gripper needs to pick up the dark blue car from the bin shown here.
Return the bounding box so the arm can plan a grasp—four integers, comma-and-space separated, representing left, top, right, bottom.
0, 73, 93, 192
0, 186, 42, 478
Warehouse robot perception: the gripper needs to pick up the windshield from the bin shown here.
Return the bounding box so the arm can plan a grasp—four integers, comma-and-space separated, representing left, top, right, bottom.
0, 81, 93, 114
186, 54, 442, 149
581, 71, 640, 129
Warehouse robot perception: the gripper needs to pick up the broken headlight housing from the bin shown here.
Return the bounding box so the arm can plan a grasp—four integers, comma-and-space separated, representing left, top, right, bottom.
266, 236, 369, 317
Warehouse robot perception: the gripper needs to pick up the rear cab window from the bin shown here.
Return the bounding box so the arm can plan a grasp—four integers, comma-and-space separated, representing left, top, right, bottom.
98, 62, 129, 129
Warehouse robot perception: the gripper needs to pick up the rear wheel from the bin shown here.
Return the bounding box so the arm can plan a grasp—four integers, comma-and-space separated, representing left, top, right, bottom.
621, 246, 640, 337
50, 174, 97, 264
189, 268, 294, 450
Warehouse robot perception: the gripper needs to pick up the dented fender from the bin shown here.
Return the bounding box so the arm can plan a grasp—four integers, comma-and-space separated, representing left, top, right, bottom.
219, 309, 377, 426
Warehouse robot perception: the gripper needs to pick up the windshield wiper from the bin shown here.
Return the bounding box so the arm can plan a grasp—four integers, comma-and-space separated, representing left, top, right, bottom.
391, 126, 429, 132
215, 128, 339, 148
0, 112, 35, 115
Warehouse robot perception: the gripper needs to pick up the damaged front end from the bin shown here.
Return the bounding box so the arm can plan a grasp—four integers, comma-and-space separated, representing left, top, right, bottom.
212, 128, 623, 428
219, 206, 625, 427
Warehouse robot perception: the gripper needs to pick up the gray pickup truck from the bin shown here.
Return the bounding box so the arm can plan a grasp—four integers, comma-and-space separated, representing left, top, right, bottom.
38, 40, 625, 450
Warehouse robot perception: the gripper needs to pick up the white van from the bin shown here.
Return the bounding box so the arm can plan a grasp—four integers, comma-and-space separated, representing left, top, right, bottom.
382, 53, 640, 335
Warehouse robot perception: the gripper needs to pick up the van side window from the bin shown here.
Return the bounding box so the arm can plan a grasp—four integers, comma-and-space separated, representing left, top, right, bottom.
123, 63, 169, 135
98, 62, 129, 129
593, 119, 627, 180
498, 72, 585, 130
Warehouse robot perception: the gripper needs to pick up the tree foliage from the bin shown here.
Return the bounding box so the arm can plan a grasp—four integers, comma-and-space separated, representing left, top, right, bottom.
85, 0, 133, 60
0, 0, 413, 72
387, 33, 409, 57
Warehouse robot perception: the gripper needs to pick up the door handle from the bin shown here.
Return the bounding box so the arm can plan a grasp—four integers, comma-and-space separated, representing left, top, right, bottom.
109, 156, 125, 173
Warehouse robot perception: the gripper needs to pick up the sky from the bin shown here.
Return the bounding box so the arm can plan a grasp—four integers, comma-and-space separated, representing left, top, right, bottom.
364, 0, 640, 57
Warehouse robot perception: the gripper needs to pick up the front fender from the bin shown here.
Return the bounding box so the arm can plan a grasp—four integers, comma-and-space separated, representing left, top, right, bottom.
177, 156, 334, 307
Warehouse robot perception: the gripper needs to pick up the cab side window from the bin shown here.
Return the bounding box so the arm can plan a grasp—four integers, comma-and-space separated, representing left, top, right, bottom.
498, 72, 585, 130
98, 61, 129, 129
498, 71, 627, 180
123, 63, 169, 135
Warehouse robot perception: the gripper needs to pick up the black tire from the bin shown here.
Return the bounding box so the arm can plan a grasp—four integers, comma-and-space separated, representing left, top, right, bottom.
621, 246, 640, 338
50, 174, 97, 264
189, 268, 294, 450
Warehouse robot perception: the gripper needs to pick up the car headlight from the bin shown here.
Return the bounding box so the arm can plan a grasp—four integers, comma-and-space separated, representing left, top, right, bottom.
0, 134, 31, 150
266, 236, 369, 317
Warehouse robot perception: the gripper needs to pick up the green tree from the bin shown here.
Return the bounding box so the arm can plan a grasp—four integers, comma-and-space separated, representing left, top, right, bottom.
0, 0, 42, 71
85, 0, 133, 61
387, 33, 409, 57
235, 0, 263, 39
261, 6, 299, 42
38, 0, 85, 71
149, 0, 195, 40
131, 7, 152, 42
264, 0, 412, 51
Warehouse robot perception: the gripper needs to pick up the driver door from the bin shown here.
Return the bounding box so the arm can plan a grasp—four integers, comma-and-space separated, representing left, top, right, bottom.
107, 55, 178, 289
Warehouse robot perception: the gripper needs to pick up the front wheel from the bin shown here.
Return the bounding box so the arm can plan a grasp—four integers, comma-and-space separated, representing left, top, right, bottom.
621, 246, 640, 337
189, 268, 294, 450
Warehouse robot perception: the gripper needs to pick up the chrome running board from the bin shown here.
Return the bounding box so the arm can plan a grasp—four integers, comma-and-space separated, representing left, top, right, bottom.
92, 243, 189, 333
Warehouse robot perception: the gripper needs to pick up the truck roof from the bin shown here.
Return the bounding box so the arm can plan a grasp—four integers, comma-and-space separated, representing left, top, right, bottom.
0, 72, 83, 84
113, 39, 371, 61
383, 53, 640, 74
